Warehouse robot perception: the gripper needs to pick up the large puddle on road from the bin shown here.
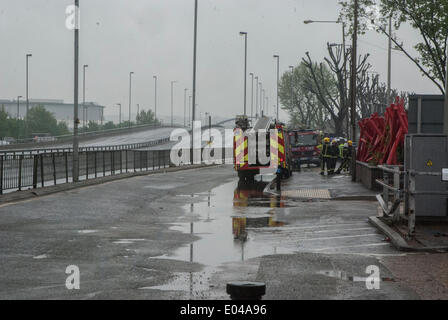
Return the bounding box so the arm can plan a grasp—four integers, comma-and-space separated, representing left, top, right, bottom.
152, 179, 295, 267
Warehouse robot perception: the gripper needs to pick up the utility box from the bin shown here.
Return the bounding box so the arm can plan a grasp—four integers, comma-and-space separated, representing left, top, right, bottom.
408, 95, 444, 134
405, 134, 448, 217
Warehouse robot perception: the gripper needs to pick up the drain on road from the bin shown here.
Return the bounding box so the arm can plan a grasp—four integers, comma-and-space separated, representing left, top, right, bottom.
281, 189, 331, 199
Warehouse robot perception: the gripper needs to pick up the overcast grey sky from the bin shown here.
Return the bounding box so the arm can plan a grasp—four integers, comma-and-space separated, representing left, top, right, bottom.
0, 0, 439, 123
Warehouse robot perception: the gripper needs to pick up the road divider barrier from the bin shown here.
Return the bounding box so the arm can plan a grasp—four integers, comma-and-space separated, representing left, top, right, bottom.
0, 146, 233, 194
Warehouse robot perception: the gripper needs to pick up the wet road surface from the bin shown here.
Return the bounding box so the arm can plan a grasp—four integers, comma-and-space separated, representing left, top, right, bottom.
0, 165, 426, 299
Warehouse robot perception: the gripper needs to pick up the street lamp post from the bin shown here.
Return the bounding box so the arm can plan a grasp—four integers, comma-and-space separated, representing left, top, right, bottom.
116, 103, 122, 125
240, 32, 248, 116
171, 81, 177, 126
444, 42, 448, 135
83, 64, 88, 129
188, 95, 192, 127
350, 0, 359, 181
153, 75, 158, 121
289, 65, 294, 110
249, 73, 254, 119
261, 89, 266, 115
16, 95, 23, 140
184, 88, 188, 127
255, 76, 259, 118
73, 0, 80, 182
25, 53, 32, 136
273, 55, 280, 120
265, 96, 269, 116
191, 0, 198, 163
129, 72, 134, 128
16, 96, 22, 119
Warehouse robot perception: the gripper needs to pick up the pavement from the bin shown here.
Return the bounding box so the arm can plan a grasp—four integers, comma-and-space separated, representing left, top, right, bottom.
0, 165, 447, 299
278, 165, 377, 200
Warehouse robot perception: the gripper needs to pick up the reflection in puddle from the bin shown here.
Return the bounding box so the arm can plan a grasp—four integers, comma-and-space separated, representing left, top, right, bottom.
233, 181, 287, 208
232, 216, 285, 240
152, 180, 294, 267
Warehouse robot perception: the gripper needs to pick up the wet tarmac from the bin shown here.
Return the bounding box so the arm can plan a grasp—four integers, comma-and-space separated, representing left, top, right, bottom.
0, 165, 431, 299
152, 181, 293, 267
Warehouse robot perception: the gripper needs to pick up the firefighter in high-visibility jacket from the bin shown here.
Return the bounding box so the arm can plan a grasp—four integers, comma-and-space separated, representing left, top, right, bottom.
336, 140, 353, 174
320, 137, 332, 175
329, 139, 339, 175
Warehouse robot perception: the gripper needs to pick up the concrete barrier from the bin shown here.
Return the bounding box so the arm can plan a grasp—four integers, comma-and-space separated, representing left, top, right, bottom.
356, 161, 383, 191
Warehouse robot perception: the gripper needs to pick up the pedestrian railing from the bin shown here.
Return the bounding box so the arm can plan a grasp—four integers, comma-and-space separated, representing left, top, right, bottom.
375, 165, 404, 221
0, 147, 233, 195
375, 165, 448, 236
0, 137, 170, 157
3, 123, 177, 146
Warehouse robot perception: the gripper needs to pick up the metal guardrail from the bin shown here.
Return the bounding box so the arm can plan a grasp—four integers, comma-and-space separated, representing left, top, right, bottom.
0, 137, 171, 156
375, 165, 404, 223
375, 165, 448, 236
2, 123, 177, 146
0, 147, 233, 194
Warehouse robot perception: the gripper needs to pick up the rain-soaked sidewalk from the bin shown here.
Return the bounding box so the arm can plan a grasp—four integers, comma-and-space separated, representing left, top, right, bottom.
275, 167, 377, 201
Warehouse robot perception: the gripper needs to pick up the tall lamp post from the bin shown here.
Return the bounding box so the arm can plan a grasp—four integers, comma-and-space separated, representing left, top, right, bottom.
273, 55, 280, 120
116, 103, 122, 126
262, 89, 265, 116
83, 64, 88, 129
25, 53, 32, 136
191, 0, 198, 164
289, 65, 294, 111
188, 95, 192, 127
184, 88, 188, 127
128, 72, 134, 127
171, 81, 177, 126
444, 37, 448, 134
249, 73, 254, 119
240, 32, 248, 116
255, 76, 259, 118
153, 75, 158, 121
73, 0, 80, 182
349, 0, 359, 181
16, 95, 22, 139
16, 96, 22, 119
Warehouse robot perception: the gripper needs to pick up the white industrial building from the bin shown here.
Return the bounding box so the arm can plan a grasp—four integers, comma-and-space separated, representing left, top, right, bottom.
0, 98, 105, 128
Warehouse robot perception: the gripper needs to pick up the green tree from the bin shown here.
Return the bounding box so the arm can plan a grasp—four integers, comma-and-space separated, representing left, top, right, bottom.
279, 63, 330, 130
56, 122, 70, 136
86, 121, 100, 132
25, 105, 69, 136
136, 109, 158, 125
339, 0, 448, 94
103, 121, 116, 130
0, 107, 9, 138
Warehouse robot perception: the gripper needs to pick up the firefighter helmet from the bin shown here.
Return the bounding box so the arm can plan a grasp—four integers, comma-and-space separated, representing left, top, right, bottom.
348, 140, 353, 146
324, 137, 330, 143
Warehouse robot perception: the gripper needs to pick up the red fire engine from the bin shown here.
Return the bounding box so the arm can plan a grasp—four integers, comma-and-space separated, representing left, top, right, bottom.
233, 116, 292, 182
288, 129, 322, 170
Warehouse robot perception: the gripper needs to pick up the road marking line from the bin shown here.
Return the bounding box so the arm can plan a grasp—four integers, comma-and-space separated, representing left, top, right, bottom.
311, 243, 390, 251
248, 222, 369, 231
302, 227, 374, 234
296, 233, 379, 241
